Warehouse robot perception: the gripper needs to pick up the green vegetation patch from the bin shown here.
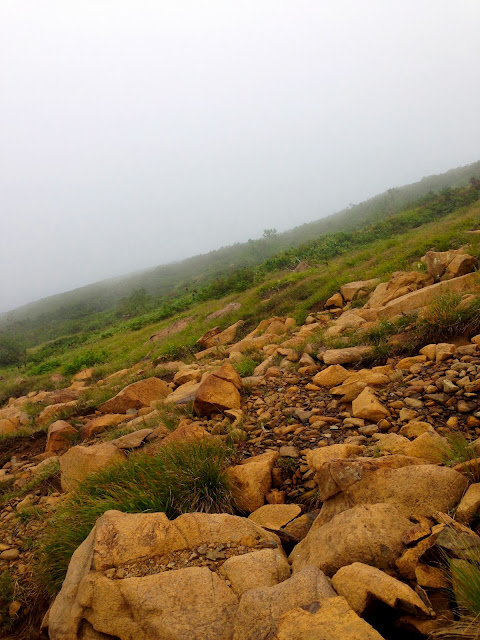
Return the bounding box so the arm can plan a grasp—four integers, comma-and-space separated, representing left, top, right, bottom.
37, 439, 233, 594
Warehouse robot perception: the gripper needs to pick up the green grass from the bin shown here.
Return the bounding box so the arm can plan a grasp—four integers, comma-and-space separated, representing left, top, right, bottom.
0, 572, 15, 632
1, 195, 480, 410
0, 459, 59, 507
442, 434, 480, 482
416, 290, 480, 343
233, 355, 262, 377
434, 532, 480, 639
36, 438, 233, 594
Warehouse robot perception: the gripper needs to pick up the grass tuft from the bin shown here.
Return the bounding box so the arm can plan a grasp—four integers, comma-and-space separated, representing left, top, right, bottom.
36, 438, 233, 594
442, 433, 480, 482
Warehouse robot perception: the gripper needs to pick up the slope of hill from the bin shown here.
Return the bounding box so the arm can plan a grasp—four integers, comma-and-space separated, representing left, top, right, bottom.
1, 185, 480, 638
2, 160, 480, 348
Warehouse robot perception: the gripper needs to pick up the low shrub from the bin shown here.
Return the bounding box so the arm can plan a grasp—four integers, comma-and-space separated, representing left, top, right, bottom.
63, 349, 108, 376
233, 355, 261, 377
416, 291, 480, 343
27, 359, 61, 376
37, 439, 233, 594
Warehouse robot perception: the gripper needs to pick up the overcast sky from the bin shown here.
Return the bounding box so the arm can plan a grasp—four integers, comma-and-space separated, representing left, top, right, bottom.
1, 1, 480, 312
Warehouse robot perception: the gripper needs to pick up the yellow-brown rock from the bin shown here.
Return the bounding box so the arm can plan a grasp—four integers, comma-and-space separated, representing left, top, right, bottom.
317, 464, 468, 526
312, 365, 349, 388
340, 279, 380, 302
45, 420, 78, 455
194, 364, 242, 417
37, 401, 78, 427
227, 451, 278, 512
332, 562, 432, 617
398, 421, 434, 439
98, 377, 170, 414
59, 443, 125, 492
248, 504, 302, 531
325, 292, 344, 308
0, 418, 18, 435
173, 367, 202, 386
80, 414, 127, 439
456, 483, 480, 523
352, 387, 389, 421
273, 596, 384, 640
48, 511, 281, 640
234, 566, 336, 640
322, 346, 374, 365
404, 430, 449, 463
72, 368, 94, 381
290, 503, 412, 576
219, 548, 290, 596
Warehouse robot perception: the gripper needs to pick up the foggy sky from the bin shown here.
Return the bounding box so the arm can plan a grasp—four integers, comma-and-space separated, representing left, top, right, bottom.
1, 1, 480, 313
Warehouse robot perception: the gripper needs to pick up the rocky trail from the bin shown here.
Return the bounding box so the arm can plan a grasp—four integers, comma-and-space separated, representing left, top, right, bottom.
1, 249, 480, 639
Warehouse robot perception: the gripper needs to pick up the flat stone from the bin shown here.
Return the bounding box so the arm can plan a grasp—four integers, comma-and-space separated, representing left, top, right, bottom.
249, 504, 302, 530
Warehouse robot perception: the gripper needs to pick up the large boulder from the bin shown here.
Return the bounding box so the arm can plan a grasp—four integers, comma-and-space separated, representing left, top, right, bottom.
311, 455, 426, 502
332, 562, 431, 617
442, 252, 477, 280
340, 279, 380, 302
317, 463, 468, 525
273, 596, 385, 640
59, 443, 125, 492
352, 387, 389, 421
289, 503, 412, 576
48, 511, 281, 640
198, 321, 244, 349
366, 271, 433, 308
233, 566, 336, 640
98, 378, 170, 414
424, 249, 477, 281
312, 365, 349, 388
227, 451, 279, 512
45, 420, 78, 455
194, 364, 242, 417
37, 400, 78, 427
375, 272, 479, 319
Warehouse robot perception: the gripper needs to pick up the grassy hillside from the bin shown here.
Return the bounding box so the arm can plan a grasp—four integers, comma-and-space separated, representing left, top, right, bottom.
0, 175, 479, 407
2, 161, 480, 348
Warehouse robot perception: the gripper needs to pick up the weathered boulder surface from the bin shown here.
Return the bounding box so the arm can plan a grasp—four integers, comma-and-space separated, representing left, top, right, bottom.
248, 504, 302, 531
312, 365, 349, 388
273, 596, 384, 640
352, 387, 389, 421
48, 511, 282, 640
375, 272, 479, 319
233, 566, 335, 640
220, 548, 290, 596
98, 377, 170, 414
311, 455, 426, 502
332, 562, 431, 617
317, 463, 468, 525
227, 451, 279, 512
45, 420, 78, 455
366, 271, 433, 309
194, 364, 242, 417
340, 279, 380, 302
289, 503, 412, 576
456, 483, 480, 523
59, 443, 125, 492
